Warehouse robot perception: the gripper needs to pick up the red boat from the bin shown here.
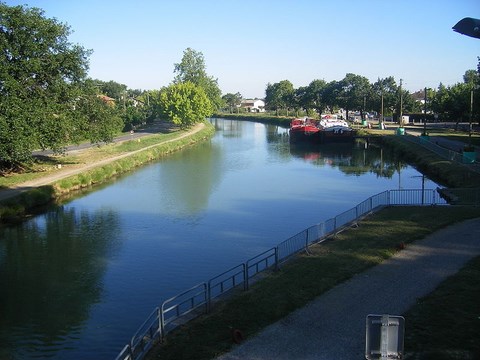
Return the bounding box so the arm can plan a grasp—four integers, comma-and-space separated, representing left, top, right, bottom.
289, 118, 320, 144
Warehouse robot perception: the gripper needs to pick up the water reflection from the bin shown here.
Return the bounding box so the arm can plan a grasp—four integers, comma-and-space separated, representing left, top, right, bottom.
289, 141, 407, 179
0, 207, 120, 358
157, 141, 223, 217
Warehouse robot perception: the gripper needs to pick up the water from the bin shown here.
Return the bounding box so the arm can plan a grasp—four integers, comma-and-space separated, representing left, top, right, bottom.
0, 119, 439, 359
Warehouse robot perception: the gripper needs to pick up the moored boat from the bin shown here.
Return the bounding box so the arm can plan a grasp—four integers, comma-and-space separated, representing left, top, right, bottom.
289, 116, 356, 144
289, 117, 320, 144
317, 117, 356, 143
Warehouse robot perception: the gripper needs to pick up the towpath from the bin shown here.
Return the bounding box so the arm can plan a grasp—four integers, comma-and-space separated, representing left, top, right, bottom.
216, 218, 480, 360
0, 122, 205, 202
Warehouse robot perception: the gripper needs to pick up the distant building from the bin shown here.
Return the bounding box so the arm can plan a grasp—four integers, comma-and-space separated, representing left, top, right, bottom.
97, 94, 115, 106
239, 99, 265, 113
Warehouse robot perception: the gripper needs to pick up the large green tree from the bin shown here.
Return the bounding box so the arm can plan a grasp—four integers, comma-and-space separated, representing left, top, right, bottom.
173, 48, 223, 111
371, 77, 399, 119
265, 80, 294, 115
159, 82, 212, 128
222, 92, 242, 113
306, 79, 328, 115
0, 3, 121, 169
338, 73, 371, 121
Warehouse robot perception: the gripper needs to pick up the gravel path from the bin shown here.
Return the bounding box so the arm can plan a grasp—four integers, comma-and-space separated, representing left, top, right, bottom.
216, 218, 480, 360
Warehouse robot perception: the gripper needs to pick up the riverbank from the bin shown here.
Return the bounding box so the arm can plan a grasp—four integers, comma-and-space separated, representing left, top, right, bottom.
0, 121, 215, 222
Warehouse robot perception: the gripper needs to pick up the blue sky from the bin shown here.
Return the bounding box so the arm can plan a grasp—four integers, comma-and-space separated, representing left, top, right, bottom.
5, 0, 480, 98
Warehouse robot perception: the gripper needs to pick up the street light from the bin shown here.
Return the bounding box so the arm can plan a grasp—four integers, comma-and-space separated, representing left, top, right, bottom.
422, 87, 431, 136
452, 17, 480, 39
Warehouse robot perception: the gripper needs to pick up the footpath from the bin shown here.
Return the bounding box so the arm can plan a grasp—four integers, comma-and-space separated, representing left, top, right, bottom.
216, 218, 480, 360
0, 122, 205, 202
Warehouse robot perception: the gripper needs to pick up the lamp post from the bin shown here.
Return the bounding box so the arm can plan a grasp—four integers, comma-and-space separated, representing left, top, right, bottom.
423, 87, 429, 136
381, 91, 384, 129
469, 87, 473, 146
399, 79, 403, 127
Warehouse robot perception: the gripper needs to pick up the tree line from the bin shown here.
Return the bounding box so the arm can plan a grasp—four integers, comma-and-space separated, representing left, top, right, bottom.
224, 69, 480, 124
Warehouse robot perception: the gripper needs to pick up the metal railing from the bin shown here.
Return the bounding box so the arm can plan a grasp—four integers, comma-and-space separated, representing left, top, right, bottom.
114, 188, 450, 360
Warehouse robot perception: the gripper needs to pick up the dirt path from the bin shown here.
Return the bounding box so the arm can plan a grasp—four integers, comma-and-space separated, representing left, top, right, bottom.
0, 122, 206, 202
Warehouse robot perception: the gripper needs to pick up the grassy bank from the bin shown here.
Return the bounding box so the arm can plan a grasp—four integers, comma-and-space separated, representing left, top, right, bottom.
52, 123, 214, 195
380, 136, 480, 188
146, 206, 480, 360
213, 113, 292, 126
0, 122, 215, 222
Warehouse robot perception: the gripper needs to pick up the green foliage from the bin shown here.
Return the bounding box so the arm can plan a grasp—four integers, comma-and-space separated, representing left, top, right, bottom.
72, 81, 124, 144
173, 48, 223, 111
222, 92, 242, 113
265, 80, 295, 114
0, 3, 91, 167
95, 79, 127, 100
159, 82, 213, 128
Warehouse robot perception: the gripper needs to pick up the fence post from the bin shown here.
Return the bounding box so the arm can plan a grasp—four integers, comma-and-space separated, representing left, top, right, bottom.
305, 229, 311, 255
160, 306, 165, 341
244, 262, 249, 290
207, 283, 211, 313
274, 247, 279, 271
157, 307, 162, 342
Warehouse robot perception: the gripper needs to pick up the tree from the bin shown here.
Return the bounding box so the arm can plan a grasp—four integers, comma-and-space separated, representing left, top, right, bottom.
265, 80, 294, 115
322, 81, 341, 115
371, 77, 398, 119
338, 73, 371, 121
158, 82, 212, 128
0, 3, 127, 170
293, 86, 309, 116
95, 80, 128, 100
306, 79, 328, 115
73, 81, 124, 144
173, 48, 223, 111
222, 92, 242, 113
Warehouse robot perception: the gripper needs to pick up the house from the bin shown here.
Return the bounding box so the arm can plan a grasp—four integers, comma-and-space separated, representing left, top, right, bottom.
239, 99, 265, 113
97, 94, 115, 106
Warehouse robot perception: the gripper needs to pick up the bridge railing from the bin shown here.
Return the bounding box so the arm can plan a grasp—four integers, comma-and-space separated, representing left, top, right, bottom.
115, 188, 450, 360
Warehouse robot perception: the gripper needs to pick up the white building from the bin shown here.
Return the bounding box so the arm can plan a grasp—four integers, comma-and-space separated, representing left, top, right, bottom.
239, 99, 265, 113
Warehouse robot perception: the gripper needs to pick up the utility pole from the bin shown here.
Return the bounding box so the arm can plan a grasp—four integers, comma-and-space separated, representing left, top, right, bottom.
381, 91, 384, 129
399, 79, 403, 127
424, 87, 427, 135
470, 87, 474, 146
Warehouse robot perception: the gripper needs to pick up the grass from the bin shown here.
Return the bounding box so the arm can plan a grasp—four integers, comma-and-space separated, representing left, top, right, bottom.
380, 136, 480, 188
404, 255, 480, 359
146, 206, 480, 360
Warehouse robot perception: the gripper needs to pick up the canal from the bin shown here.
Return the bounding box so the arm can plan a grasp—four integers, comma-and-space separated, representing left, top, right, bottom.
0, 118, 439, 359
